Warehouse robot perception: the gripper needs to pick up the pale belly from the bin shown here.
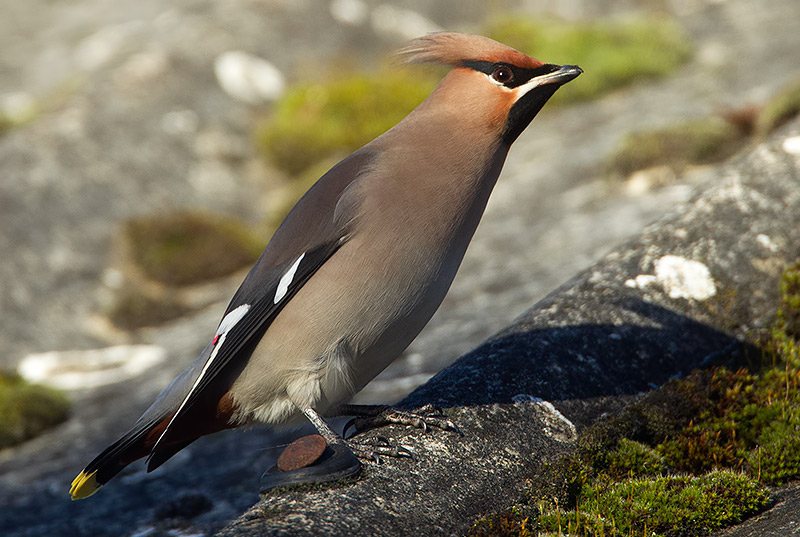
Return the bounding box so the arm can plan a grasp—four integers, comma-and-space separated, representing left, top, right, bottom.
228, 231, 467, 426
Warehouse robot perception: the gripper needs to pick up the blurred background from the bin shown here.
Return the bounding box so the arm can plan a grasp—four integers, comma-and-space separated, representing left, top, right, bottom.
1, 0, 799, 535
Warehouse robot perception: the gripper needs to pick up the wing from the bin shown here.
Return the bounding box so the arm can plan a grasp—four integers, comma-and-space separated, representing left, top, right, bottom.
146, 149, 377, 465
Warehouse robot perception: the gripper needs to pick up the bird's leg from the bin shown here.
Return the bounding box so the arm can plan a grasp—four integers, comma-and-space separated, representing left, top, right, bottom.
339, 403, 461, 439
304, 406, 412, 462
260, 407, 361, 493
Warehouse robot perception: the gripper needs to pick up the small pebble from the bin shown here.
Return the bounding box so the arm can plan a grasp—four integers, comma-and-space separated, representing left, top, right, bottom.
214, 51, 285, 104
782, 135, 800, 155
277, 434, 327, 471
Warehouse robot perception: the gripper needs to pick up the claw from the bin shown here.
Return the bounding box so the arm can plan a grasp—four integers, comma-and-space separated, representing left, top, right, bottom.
343, 418, 358, 439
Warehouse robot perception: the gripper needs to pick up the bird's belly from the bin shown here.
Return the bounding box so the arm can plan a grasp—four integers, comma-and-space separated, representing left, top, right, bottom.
230, 234, 465, 425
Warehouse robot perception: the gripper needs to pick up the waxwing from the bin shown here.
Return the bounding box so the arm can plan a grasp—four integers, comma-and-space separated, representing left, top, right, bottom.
71, 31, 581, 499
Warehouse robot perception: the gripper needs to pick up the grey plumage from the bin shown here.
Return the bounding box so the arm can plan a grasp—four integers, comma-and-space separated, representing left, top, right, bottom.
71, 31, 581, 499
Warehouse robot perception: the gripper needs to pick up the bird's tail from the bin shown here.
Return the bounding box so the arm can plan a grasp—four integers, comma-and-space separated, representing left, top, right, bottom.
70, 414, 171, 500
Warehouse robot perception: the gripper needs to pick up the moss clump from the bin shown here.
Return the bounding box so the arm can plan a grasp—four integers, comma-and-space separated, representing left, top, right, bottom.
107, 287, 192, 330
656, 262, 800, 484
606, 116, 747, 177
467, 505, 535, 537
756, 79, 800, 136
485, 15, 692, 105
540, 470, 769, 536
605, 438, 665, 479
0, 115, 13, 136
0, 371, 70, 449
256, 69, 436, 176
124, 211, 263, 286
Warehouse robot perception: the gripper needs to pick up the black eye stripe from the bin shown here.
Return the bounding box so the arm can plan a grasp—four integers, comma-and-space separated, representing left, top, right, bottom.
461, 60, 560, 88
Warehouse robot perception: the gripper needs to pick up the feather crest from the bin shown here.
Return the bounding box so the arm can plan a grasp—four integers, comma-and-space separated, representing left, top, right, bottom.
397, 32, 543, 70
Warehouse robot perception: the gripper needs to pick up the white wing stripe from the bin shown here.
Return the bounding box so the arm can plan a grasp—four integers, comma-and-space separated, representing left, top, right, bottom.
151, 303, 251, 452
216, 304, 251, 335
274, 252, 305, 304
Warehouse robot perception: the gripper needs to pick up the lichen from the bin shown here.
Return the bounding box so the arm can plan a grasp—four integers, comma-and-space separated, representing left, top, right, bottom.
0, 371, 71, 449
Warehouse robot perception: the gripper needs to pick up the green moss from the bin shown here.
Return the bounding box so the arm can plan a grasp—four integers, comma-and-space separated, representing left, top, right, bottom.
756, 79, 800, 136
0, 115, 13, 136
469, 262, 800, 535
0, 371, 70, 449
124, 211, 263, 286
606, 116, 747, 177
657, 262, 800, 484
485, 15, 692, 105
107, 287, 192, 330
467, 505, 535, 537
256, 69, 436, 176
540, 470, 770, 536
605, 438, 665, 479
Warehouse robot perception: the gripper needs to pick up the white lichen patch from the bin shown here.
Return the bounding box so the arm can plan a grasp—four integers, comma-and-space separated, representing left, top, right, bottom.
782, 135, 800, 155
214, 51, 285, 104
513, 395, 577, 443
655, 255, 716, 299
625, 274, 658, 289
626, 255, 716, 300
18, 344, 167, 390
756, 233, 779, 252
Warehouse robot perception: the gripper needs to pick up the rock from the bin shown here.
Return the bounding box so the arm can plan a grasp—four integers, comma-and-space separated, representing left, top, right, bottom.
370, 5, 442, 41
0, 92, 37, 124
276, 435, 327, 472
214, 51, 286, 104
215, 120, 800, 536
329, 0, 369, 26
18, 345, 167, 390
74, 22, 144, 71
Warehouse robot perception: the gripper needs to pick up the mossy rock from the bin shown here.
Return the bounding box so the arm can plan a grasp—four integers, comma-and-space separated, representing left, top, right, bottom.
757, 79, 800, 136
485, 15, 692, 105
0, 115, 13, 137
470, 262, 800, 535
539, 470, 770, 536
256, 69, 437, 176
467, 505, 536, 537
106, 287, 193, 330
606, 116, 747, 178
123, 211, 263, 286
0, 371, 70, 449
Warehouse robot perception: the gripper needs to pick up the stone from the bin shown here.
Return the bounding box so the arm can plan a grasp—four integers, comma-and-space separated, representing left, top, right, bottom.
276, 434, 327, 472
214, 51, 286, 104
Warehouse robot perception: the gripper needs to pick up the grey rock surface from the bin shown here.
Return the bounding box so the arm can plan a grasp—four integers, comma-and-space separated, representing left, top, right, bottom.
1, 1, 800, 536
215, 119, 800, 537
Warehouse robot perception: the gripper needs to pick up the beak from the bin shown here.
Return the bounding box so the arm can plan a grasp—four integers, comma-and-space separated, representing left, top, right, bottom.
513, 64, 582, 102
538, 64, 583, 86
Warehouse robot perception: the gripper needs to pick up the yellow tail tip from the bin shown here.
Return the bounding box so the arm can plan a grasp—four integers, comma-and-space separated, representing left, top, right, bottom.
70, 470, 101, 500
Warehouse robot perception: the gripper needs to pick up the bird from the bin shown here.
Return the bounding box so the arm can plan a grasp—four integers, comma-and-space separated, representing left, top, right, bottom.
70, 31, 581, 500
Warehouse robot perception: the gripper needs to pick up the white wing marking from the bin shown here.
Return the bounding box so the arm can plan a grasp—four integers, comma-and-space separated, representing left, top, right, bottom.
274, 252, 305, 305
151, 303, 251, 452
216, 304, 251, 335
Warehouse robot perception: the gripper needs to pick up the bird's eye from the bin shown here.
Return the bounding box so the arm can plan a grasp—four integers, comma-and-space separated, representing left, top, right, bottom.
491, 65, 513, 84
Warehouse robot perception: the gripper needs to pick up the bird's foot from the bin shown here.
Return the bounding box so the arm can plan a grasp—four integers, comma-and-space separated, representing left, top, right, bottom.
346, 434, 413, 463
341, 403, 461, 438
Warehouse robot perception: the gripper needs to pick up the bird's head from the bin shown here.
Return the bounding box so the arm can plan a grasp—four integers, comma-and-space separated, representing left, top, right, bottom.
399, 32, 582, 145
